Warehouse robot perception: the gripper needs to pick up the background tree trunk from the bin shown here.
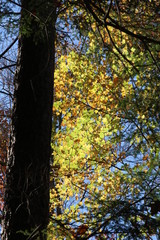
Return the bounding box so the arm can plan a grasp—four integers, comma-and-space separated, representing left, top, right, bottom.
2, 1, 56, 239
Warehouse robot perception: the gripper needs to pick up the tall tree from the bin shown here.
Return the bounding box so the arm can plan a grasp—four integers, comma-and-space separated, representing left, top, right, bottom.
1, 0, 160, 239
2, 1, 56, 239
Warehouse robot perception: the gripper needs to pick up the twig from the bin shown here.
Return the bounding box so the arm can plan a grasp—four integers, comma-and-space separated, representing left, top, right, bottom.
104, 0, 112, 22
106, 26, 139, 72
0, 37, 18, 59
0, 63, 16, 71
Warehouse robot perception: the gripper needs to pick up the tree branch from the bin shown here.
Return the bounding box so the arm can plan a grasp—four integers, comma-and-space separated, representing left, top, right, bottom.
0, 63, 16, 71
0, 37, 18, 59
84, 0, 160, 45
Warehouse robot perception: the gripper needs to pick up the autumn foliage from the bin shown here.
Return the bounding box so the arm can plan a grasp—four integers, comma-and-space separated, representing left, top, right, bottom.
50, 0, 160, 239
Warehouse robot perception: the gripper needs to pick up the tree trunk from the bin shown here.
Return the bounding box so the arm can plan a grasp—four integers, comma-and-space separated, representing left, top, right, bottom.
2, 1, 56, 239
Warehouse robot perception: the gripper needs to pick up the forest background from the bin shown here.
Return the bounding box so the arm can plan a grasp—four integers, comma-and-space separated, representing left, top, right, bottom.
0, 0, 160, 239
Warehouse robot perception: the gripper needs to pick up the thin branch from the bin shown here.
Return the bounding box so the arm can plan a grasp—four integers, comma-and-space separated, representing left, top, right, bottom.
0, 37, 18, 59
104, 0, 112, 22
0, 11, 20, 15
84, 184, 159, 239
107, 16, 160, 44
84, 0, 160, 45
143, 42, 160, 72
83, 0, 102, 25
8, 0, 22, 8
26, 224, 42, 240
0, 63, 16, 71
1, 56, 16, 63
106, 26, 139, 72
115, 0, 122, 24
0, 90, 13, 99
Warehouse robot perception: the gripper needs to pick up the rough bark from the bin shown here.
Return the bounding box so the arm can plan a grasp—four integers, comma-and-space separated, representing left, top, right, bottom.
2, 1, 56, 239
